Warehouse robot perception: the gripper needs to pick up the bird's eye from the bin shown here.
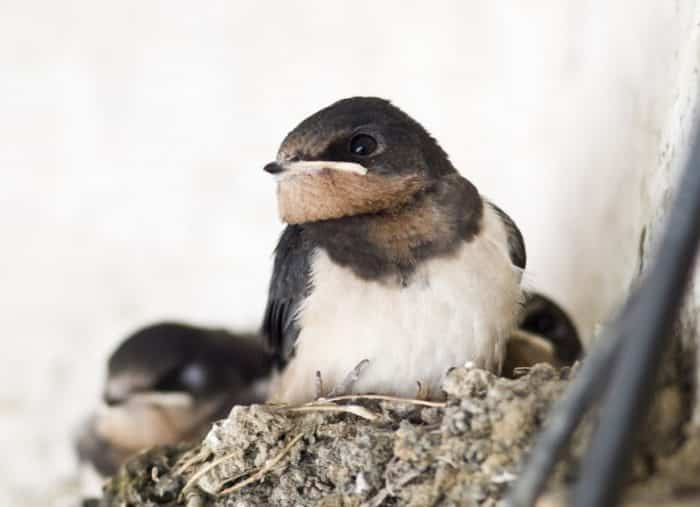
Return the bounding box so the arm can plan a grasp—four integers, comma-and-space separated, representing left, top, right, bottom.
349, 134, 378, 157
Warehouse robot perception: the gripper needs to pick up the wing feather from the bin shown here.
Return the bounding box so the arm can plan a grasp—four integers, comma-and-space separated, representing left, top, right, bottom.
262, 225, 314, 366
487, 202, 526, 270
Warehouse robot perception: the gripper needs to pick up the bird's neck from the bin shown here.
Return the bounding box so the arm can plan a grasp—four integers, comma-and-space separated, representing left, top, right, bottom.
303, 173, 483, 282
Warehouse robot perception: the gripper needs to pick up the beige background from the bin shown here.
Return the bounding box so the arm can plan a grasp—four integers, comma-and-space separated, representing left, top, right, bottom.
1, 1, 698, 505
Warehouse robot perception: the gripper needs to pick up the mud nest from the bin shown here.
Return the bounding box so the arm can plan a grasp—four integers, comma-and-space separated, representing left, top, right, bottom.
95, 363, 700, 506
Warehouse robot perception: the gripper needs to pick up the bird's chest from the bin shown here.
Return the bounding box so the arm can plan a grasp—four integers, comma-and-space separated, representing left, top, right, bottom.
273, 237, 520, 403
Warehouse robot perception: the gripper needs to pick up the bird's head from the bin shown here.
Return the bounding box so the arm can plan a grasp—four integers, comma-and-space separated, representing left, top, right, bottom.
519, 293, 582, 364
103, 322, 212, 406
94, 323, 223, 455
264, 97, 456, 224
92, 323, 270, 456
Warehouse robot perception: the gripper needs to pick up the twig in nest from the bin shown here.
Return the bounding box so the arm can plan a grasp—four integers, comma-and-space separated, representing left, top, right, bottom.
174, 447, 212, 477
214, 468, 260, 493
282, 402, 379, 421
321, 393, 447, 408
270, 391, 446, 423
181, 449, 247, 496
217, 432, 305, 496
327, 359, 370, 397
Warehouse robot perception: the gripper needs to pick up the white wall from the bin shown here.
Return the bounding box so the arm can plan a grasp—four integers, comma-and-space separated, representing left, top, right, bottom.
1, 2, 698, 505
633, 0, 700, 421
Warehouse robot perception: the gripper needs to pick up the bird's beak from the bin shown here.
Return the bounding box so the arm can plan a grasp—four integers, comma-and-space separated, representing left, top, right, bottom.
103, 374, 147, 406
101, 390, 194, 410
263, 160, 368, 179
103, 373, 193, 407
124, 391, 194, 407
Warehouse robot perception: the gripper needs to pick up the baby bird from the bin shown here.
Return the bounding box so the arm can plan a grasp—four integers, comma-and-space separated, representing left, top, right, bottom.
75, 322, 272, 476
503, 292, 582, 377
262, 97, 526, 403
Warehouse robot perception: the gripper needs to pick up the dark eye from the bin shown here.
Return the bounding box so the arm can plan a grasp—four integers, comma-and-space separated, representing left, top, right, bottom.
349, 134, 378, 157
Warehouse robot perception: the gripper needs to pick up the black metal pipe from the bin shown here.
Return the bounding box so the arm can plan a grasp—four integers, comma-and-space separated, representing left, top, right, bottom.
572, 134, 700, 507
506, 128, 700, 507
504, 302, 625, 507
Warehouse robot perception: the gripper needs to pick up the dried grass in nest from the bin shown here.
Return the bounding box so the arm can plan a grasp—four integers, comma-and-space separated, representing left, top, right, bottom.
176, 393, 449, 499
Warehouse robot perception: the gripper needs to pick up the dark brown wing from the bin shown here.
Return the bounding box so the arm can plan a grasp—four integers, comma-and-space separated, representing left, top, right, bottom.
261, 225, 314, 367
487, 201, 526, 270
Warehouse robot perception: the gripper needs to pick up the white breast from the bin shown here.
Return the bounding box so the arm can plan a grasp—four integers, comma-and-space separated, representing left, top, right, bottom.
270, 203, 523, 404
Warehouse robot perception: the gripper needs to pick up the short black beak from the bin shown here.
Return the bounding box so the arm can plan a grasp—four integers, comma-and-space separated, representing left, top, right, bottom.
263, 162, 284, 174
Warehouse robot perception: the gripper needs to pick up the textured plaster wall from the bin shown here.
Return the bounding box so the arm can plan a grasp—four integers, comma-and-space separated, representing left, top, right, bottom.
633, 1, 700, 421
1, 2, 699, 506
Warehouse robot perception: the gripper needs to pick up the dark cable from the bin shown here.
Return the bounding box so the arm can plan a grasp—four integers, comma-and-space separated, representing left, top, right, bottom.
504, 308, 624, 507
506, 129, 700, 507
572, 134, 700, 507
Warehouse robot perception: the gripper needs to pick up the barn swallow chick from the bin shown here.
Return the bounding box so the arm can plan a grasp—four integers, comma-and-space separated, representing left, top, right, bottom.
75, 322, 273, 476
262, 97, 526, 403
503, 292, 582, 377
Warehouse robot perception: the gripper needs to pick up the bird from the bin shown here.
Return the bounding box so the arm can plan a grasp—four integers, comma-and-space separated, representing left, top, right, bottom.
503, 292, 582, 377
262, 97, 527, 404
75, 322, 273, 476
